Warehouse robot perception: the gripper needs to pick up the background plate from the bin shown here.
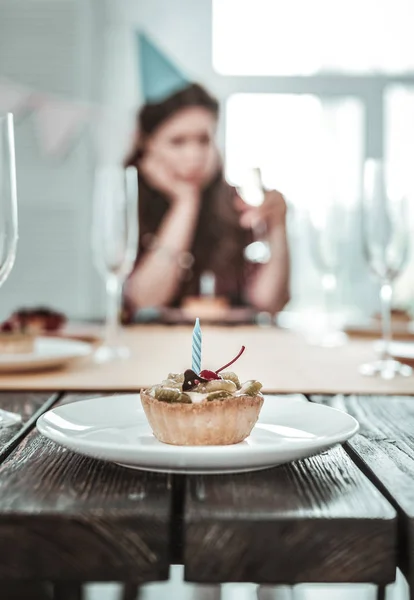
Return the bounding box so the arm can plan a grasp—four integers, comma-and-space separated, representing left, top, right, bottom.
0, 337, 92, 373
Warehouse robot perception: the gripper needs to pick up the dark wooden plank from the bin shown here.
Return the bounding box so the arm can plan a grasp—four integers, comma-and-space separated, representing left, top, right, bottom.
312, 395, 414, 600
377, 586, 386, 600
0, 392, 59, 460
0, 582, 53, 600
0, 395, 61, 600
184, 445, 396, 584
0, 393, 172, 583
53, 583, 83, 600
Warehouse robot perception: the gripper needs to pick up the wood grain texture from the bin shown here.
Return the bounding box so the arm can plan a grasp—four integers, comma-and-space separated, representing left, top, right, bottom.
0, 582, 52, 600
53, 583, 82, 600
184, 445, 396, 584
312, 395, 414, 599
0, 392, 58, 460
0, 393, 172, 583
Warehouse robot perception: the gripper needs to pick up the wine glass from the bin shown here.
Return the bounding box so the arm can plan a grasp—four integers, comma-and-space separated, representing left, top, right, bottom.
0, 113, 21, 427
306, 200, 349, 347
238, 168, 273, 326
238, 167, 271, 264
359, 159, 412, 379
92, 165, 138, 362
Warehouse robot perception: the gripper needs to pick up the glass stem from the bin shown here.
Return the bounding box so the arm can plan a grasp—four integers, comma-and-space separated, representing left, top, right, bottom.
253, 218, 270, 263
105, 275, 121, 347
380, 280, 393, 361
322, 272, 336, 332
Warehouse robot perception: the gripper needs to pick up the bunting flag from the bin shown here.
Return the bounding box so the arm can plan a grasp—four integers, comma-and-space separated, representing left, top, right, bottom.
33, 98, 91, 157
0, 31, 204, 158
0, 78, 32, 116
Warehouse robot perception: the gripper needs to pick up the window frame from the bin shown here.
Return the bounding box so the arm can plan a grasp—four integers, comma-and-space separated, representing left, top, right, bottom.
218, 75, 414, 160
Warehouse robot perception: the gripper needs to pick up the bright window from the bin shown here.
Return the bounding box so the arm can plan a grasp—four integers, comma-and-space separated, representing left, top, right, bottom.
385, 86, 414, 199
225, 93, 366, 312
225, 94, 364, 210
385, 86, 414, 308
213, 0, 414, 75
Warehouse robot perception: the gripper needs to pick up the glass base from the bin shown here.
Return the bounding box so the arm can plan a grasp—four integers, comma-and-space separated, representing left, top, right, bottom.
0, 409, 22, 428
359, 358, 413, 380
244, 241, 271, 263
94, 344, 130, 364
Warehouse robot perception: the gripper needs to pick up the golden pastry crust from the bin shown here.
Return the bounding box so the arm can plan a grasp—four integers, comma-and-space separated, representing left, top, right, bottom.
140, 391, 263, 446
0, 332, 35, 354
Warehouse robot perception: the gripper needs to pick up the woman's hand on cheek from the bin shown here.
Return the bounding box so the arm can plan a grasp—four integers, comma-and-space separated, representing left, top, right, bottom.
140, 154, 201, 204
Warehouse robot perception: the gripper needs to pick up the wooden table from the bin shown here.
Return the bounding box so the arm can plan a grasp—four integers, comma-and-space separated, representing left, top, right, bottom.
1, 391, 413, 600
312, 395, 414, 600
1, 326, 414, 395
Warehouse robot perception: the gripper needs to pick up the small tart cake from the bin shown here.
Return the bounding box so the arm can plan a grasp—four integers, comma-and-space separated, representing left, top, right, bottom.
141, 387, 263, 446
140, 347, 264, 446
0, 321, 34, 354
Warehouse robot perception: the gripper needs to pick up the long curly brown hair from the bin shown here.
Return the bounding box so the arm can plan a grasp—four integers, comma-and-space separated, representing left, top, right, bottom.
125, 83, 251, 308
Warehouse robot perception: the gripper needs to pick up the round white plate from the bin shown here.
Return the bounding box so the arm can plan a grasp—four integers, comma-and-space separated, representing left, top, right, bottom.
390, 341, 414, 361
0, 337, 92, 373
374, 340, 414, 362
37, 395, 359, 474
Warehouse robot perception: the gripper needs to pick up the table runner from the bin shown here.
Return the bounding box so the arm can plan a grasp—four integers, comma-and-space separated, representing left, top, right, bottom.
0, 325, 413, 394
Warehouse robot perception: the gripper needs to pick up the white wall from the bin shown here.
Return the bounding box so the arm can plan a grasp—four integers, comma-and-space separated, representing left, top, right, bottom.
0, 0, 219, 321
0, 0, 221, 321
0, 0, 105, 320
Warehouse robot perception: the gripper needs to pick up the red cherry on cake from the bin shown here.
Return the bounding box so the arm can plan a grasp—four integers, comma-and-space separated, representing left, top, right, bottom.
183, 369, 209, 391
184, 346, 246, 390
197, 347, 246, 381
215, 346, 245, 374
199, 369, 220, 380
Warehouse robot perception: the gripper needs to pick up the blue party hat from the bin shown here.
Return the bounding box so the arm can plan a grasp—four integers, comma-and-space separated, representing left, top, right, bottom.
137, 31, 189, 103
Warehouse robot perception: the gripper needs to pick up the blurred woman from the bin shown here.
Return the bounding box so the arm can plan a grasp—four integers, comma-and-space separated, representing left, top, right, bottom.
124, 83, 289, 315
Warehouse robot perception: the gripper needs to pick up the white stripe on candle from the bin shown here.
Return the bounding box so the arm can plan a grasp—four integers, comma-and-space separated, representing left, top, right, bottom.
192, 317, 202, 374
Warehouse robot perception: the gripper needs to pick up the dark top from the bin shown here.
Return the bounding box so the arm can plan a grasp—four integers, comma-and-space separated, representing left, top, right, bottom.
125, 171, 254, 317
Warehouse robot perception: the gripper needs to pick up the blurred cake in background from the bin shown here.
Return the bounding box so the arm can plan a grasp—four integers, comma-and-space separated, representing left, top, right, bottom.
181, 271, 230, 321
0, 320, 35, 354
10, 307, 66, 334
0, 307, 66, 354
181, 296, 229, 320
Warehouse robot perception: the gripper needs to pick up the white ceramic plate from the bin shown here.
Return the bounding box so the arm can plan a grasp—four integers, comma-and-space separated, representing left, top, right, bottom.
373, 340, 414, 362
0, 337, 92, 373
391, 342, 414, 361
37, 395, 359, 474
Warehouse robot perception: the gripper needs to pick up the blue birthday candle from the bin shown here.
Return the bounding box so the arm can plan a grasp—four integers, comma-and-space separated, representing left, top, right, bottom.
192, 318, 202, 374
